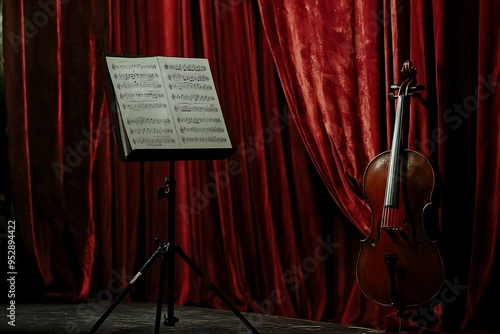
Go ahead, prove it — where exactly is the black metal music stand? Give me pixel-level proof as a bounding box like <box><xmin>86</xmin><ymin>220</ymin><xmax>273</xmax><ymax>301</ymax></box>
<box><xmin>89</xmin><ymin>159</ymin><xmax>259</xmax><ymax>334</ymax></box>
<box><xmin>91</xmin><ymin>54</ymin><xmax>260</xmax><ymax>333</ymax></box>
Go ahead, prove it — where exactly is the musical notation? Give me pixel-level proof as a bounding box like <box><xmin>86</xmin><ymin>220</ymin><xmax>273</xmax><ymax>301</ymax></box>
<box><xmin>114</xmin><ymin>72</ymin><xmax>159</xmax><ymax>80</ymax></box>
<box><xmin>130</xmin><ymin>127</ymin><xmax>174</xmax><ymax>135</ymax></box>
<box><xmin>164</xmin><ymin>63</ymin><xmax>207</xmax><ymax>71</ymax></box>
<box><xmin>168</xmin><ymin>82</ymin><xmax>213</xmax><ymax>91</ymax></box>
<box><xmin>106</xmin><ymin>55</ymin><xmax>232</xmax><ymax>151</ymax></box>
<box><xmin>127</xmin><ymin>117</ymin><xmax>171</xmax><ymax>126</ymax></box>
<box><xmin>171</xmin><ymin>94</ymin><xmax>216</xmax><ymax>102</ymax></box>
<box><xmin>117</xmin><ymin>81</ymin><xmax>163</xmax><ymax>90</ymax></box>
<box><xmin>133</xmin><ymin>137</ymin><xmax>177</xmax><ymax>146</ymax></box>
<box><xmin>122</xmin><ymin>102</ymin><xmax>168</xmax><ymax>111</ymax></box>
<box><xmin>177</xmin><ymin>116</ymin><xmax>222</xmax><ymax>124</ymax></box>
<box><xmin>120</xmin><ymin>92</ymin><xmax>165</xmax><ymax>100</ymax></box>
<box><xmin>180</xmin><ymin>126</ymin><xmax>226</xmax><ymax>134</ymax></box>
<box><xmin>174</xmin><ymin>103</ymin><xmax>219</xmax><ymax>113</ymax></box>
<box><xmin>167</xmin><ymin>73</ymin><xmax>210</xmax><ymax>82</ymax></box>
<box><xmin>181</xmin><ymin>136</ymin><xmax>228</xmax><ymax>144</ymax></box>
<box><xmin>112</xmin><ymin>63</ymin><xmax>157</xmax><ymax>71</ymax></box>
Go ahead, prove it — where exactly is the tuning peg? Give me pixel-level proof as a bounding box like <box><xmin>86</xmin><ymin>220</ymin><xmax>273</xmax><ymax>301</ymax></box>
<box><xmin>409</xmin><ymin>84</ymin><xmax>425</xmax><ymax>92</ymax></box>
<box><xmin>390</xmin><ymin>85</ymin><xmax>399</xmax><ymax>90</ymax></box>
<box><xmin>388</xmin><ymin>93</ymin><xmax>397</xmax><ymax>101</ymax></box>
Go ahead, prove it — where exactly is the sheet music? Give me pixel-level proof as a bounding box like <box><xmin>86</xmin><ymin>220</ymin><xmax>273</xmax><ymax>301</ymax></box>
<box><xmin>105</xmin><ymin>56</ymin><xmax>232</xmax><ymax>152</ymax></box>
<box><xmin>159</xmin><ymin>57</ymin><xmax>232</xmax><ymax>148</ymax></box>
<box><xmin>106</xmin><ymin>56</ymin><xmax>181</xmax><ymax>150</ymax></box>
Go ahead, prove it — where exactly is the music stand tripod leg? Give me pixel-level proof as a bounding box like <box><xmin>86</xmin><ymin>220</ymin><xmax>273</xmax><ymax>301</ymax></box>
<box><xmin>154</xmin><ymin>238</ymin><xmax>174</xmax><ymax>333</ymax></box>
<box><xmin>156</xmin><ymin>160</ymin><xmax>178</xmax><ymax>327</ymax></box>
<box><xmin>157</xmin><ymin>161</ymin><xmax>259</xmax><ymax>333</ymax></box>
<box><xmin>174</xmin><ymin>244</ymin><xmax>260</xmax><ymax>334</ymax></box>
<box><xmin>89</xmin><ymin>241</ymin><xmax>170</xmax><ymax>334</ymax></box>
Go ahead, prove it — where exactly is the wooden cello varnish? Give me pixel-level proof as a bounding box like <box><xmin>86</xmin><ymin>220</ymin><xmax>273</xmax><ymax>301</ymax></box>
<box><xmin>356</xmin><ymin>61</ymin><xmax>444</xmax><ymax>313</ymax></box>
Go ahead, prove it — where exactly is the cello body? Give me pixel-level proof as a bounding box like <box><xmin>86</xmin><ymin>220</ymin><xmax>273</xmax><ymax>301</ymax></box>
<box><xmin>356</xmin><ymin>61</ymin><xmax>444</xmax><ymax>309</ymax></box>
<box><xmin>357</xmin><ymin>149</ymin><xmax>444</xmax><ymax>306</ymax></box>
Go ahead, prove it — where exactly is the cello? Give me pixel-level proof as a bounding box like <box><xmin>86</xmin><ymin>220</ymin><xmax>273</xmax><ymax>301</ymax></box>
<box><xmin>356</xmin><ymin>61</ymin><xmax>444</xmax><ymax>315</ymax></box>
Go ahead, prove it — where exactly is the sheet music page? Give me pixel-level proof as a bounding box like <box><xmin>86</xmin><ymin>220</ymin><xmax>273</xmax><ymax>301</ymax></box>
<box><xmin>105</xmin><ymin>56</ymin><xmax>181</xmax><ymax>150</ymax></box>
<box><xmin>116</xmin><ymin>99</ymin><xmax>132</xmax><ymax>156</ymax></box>
<box><xmin>158</xmin><ymin>57</ymin><xmax>232</xmax><ymax>149</ymax></box>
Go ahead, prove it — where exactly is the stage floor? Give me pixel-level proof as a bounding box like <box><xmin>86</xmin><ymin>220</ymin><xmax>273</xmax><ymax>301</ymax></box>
<box><xmin>0</xmin><ymin>302</ymin><xmax>383</xmax><ymax>334</ymax></box>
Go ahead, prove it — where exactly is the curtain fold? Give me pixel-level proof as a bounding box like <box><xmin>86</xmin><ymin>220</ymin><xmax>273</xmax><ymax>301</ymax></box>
<box><xmin>4</xmin><ymin>0</ymin><xmax>110</xmax><ymax>301</ymax></box>
<box><xmin>464</xmin><ymin>1</ymin><xmax>500</xmax><ymax>331</ymax></box>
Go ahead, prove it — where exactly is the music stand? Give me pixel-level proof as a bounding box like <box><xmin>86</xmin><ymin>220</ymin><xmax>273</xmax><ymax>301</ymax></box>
<box><xmin>90</xmin><ymin>54</ymin><xmax>259</xmax><ymax>333</ymax></box>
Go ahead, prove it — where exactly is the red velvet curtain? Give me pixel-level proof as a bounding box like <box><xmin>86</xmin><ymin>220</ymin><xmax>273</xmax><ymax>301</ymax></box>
<box><xmin>103</xmin><ymin>0</ymin><xmax>338</xmax><ymax>319</ymax></box>
<box><xmin>3</xmin><ymin>0</ymin><xmax>499</xmax><ymax>333</ymax></box>
<box><xmin>4</xmin><ymin>0</ymin><xmax>109</xmax><ymax>300</ymax></box>
<box><xmin>258</xmin><ymin>0</ymin><xmax>500</xmax><ymax>332</ymax></box>
<box><xmin>4</xmin><ymin>0</ymin><xmax>353</xmax><ymax>325</ymax></box>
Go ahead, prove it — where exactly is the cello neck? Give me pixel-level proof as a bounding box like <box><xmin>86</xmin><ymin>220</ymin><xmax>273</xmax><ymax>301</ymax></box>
<box><xmin>383</xmin><ymin>94</ymin><xmax>407</xmax><ymax>209</ymax></box>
